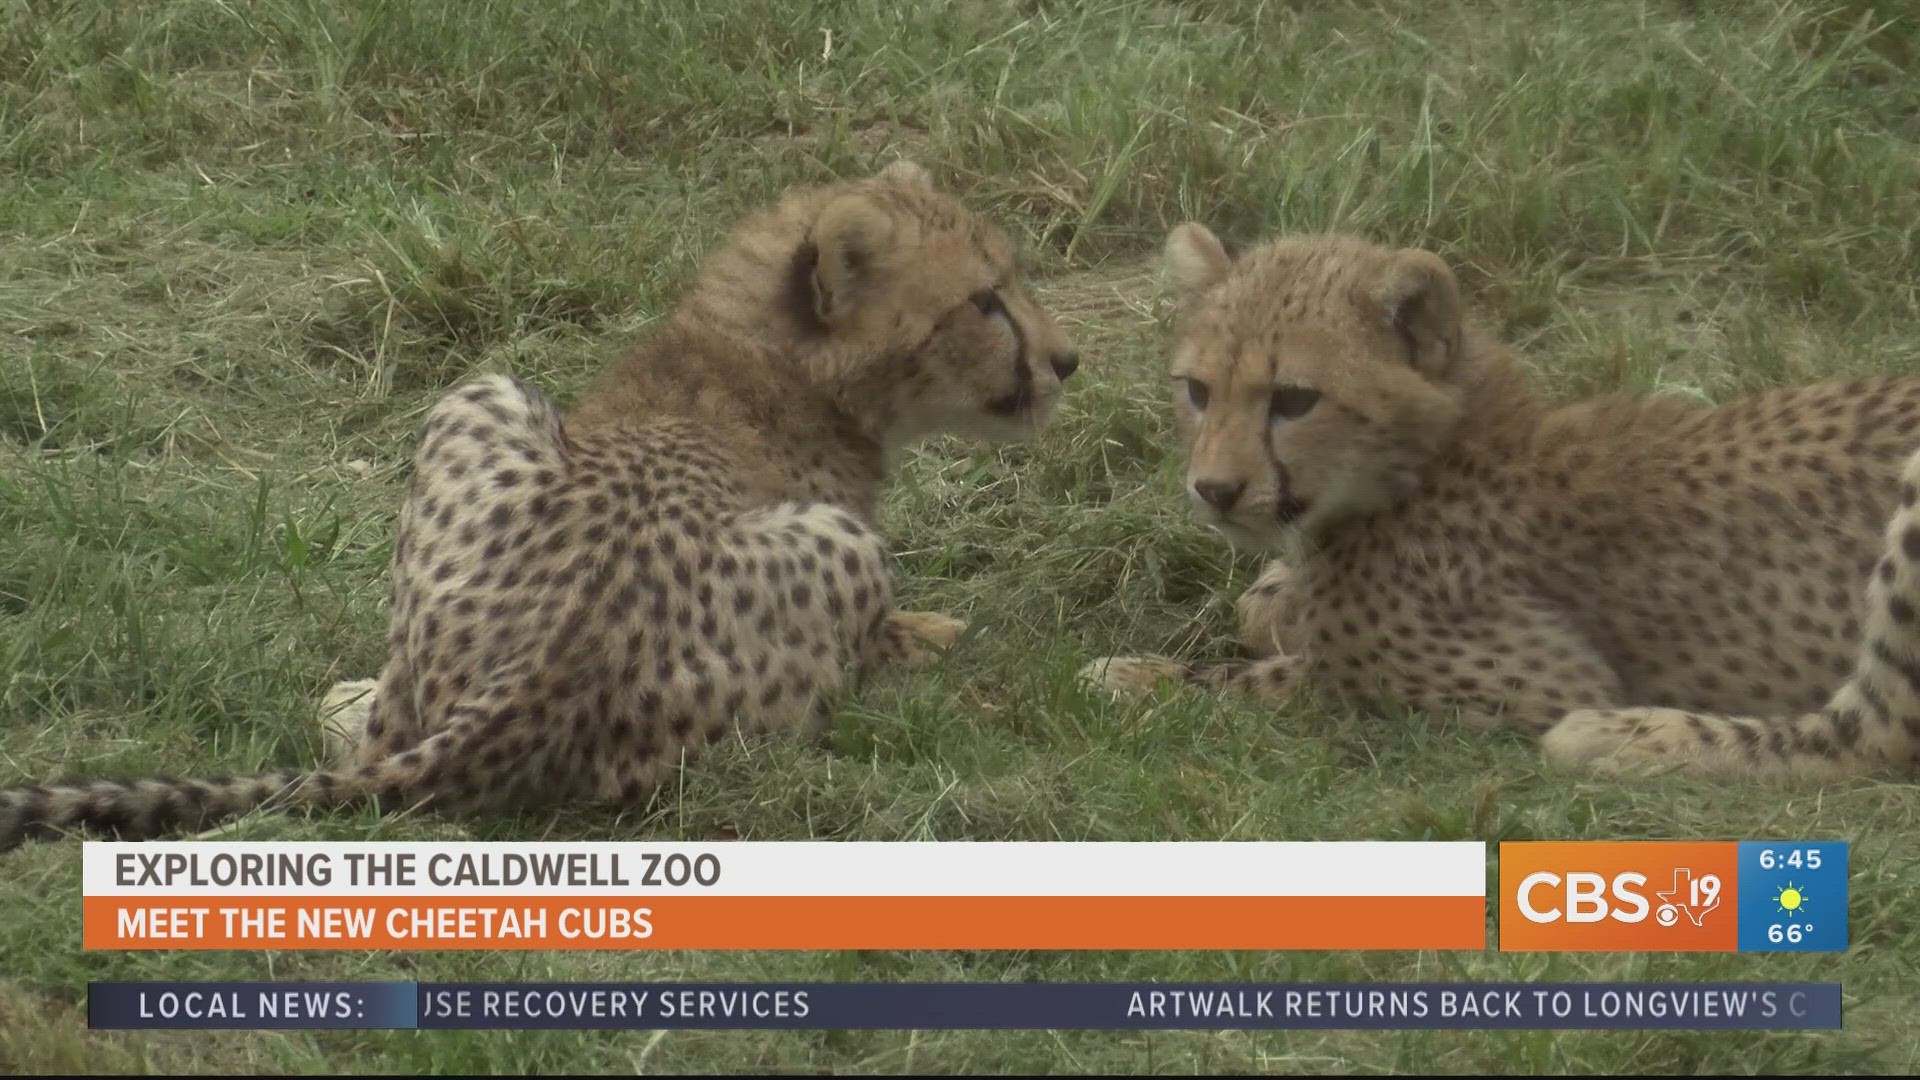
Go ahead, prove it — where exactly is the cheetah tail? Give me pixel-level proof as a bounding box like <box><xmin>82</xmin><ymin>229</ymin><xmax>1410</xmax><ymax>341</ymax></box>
<box><xmin>1543</xmin><ymin>448</ymin><xmax>1920</xmax><ymax>778</ymax></box>
<box><xmin>0</xmin><ymin>708</ymin><xmax>489</xmax><ymax>851</ymax></box>
<box><xmin>0</xmin><ymin>769</ymin><xmax>368</xmax><ymax>852</ymax></box>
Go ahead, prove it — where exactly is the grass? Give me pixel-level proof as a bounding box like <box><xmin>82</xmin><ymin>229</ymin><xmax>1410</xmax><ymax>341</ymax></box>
<box><xmin>2</xmin><ymin>0</ymin><xmax>1919</xmax><ymax>1072</ymax></box>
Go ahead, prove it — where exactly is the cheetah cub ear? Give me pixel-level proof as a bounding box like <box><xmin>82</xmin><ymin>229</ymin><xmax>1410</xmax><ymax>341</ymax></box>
<box><xmin>876</xmin><ymin>158</ymin><xmax>936</xmax><ymax>192</ymax></box>
<box><xmin>1369</xmin><ymin>248</ymin><xmax>1463</xmax><ymax>380</ymax></box>
<box><xmin>1163</xmin><ymin>222</ymin><xmax>1233</xmax><ymax>301</ymax></box>
<box><xmin>807</xmin><ymin>194</ymin><xmax>902</xmax><ymax>327</ymax></box>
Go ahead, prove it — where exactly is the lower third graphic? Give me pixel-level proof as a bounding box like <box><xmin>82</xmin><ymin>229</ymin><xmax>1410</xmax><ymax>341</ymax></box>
<box><xmin>1500</xmin><ymin>841</ymin><xmax>1848</xmax><ymax>952</ymax></box>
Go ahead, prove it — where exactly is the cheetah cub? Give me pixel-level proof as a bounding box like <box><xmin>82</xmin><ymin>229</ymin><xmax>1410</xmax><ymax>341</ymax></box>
<box><xmin>1</xmin><ymin>161</ymin><xmax>1080</xmax><ymax>848</ymax></box>
<box><xmin>1082</xmin><ymin>223</ymin><xmax>1920</xmax><ymax>780</ymax></box>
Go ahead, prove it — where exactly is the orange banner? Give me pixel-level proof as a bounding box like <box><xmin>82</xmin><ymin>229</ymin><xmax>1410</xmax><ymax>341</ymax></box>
<box><xmin>84</xmin><ymin>895</ymin><xmax>1486</xmax><ymax>951</ymax></box>
<box><xmin>1498</xmin><ymin>842</ymin><xmax>1739</xmax><ymax>952</ymax></box>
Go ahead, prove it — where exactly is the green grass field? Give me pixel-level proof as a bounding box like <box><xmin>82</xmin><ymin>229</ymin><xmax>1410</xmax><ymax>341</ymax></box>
<box><xmin>3</xmin><ymin>0</ymin><xmax>1918</xmax><ymax>1072</ymax></box>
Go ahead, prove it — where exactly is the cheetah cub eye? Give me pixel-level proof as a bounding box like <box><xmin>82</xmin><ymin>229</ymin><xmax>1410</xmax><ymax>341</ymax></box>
<box><xmin>1179</xmin><ymin>378</ymin><xmax>1318</xmax><ymax>421</ymax></box>
<box><xmin>1269</xmin><ymin>385</ymin><xmax>1320</xmax><ymax>421</ymax></box>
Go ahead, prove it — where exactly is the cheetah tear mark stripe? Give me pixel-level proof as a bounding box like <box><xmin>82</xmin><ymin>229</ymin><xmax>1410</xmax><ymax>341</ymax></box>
<box><xmin>1543</xmin><ymin>447</ymin><xmax>1920</xmax><ymax>777</ymax></box>
<box><xmin>1256</xmin><ymin>342</ymin><xmax>1309</xmax><ymax>525</ymax></box>
<box><xmin>978</xmin><ymin>288</ymin><xmax>1032</xmax><ymax>417</ymax></box>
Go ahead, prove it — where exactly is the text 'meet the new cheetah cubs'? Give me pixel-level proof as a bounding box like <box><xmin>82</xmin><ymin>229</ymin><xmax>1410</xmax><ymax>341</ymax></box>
<box><xmin>1081</xmin><ymin>222</ymin><xmax>1920</xmax><ymax>780</ymax></box>
<box><xmin>0</xmin><ymin>160</ymin><xmax>1081</xmax><ymax>849</ymax></box>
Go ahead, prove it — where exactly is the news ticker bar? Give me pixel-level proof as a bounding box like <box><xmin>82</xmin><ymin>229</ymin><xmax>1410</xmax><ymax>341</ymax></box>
<box><xmin>80</xmin><ymin>839</ymin><xmax>1849</xmax><ymax>953</ymax></box>
<box><xmin>86</xmin><ymin>981</ymin><xmax>1842</xmax><ymax>1031</ymax></box>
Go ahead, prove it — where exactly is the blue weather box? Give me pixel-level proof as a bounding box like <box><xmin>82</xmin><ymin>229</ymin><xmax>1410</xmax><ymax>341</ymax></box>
<box><xmin>1736</xmin><ymin>842</ymin><xmax>1847</xmax><ymax>952</ymax></box>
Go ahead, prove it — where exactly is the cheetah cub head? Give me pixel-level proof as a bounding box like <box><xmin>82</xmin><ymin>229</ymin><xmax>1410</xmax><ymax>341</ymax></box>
<box><xmin>698</xmin><ymin>159</ymin><xmax>1080</xmax><ymax>445</ymax></box>
<box><xmin>1159</xmin><ymin>224</ymin><xmax>1476</xmax><ymax>550</ymax></box>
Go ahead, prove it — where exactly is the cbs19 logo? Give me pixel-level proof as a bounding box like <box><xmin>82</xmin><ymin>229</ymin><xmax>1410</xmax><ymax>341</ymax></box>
<box><xmin>1515</xmin><ymin>870</ymin><xmax>1723</xmax><ymax>927</ymax></box>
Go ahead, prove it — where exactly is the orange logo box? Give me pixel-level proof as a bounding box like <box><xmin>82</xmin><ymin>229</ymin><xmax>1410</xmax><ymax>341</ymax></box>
<box><xmin>1499</xmin><ymin>842</ymin><xmax>1739</xmax><ymax>952</ymax></box>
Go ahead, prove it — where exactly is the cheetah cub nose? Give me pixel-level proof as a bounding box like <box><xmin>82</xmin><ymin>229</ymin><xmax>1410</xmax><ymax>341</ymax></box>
<box><xmin>1193</xmin><ymin>479</ymin><xmax>1245</xmax><ymax>512</ymax></box>
<box><xmin>1050</xmin><ymin>350</ymin><xmax>1080</xmax><ymax>380</ymax></box>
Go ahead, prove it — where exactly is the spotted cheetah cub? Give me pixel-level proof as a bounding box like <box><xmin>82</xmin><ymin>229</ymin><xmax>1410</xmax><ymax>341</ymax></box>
<box><xmin>1</xmin><ymin>161</ymin><xmax>1080</xmax><ymax>848</ymax></box>
<box><xmin>1083</xmin><ymin>223</ymin><xmax>1920</xmax><ymax>780</ymax></box>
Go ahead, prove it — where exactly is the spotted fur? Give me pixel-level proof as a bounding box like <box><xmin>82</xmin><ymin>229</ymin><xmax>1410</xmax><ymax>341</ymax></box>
<box><xmin>1084</xmin><ymin>224</ymin><xmax>1920</xmax><ymax>781</ymax></box>
<box><xmin>1543</xmin><ymin>450</ymin><xmax>1920</xmax><ymax>777</ymax></box>
<box><xmin>1</xmin><ymin>161</ymin><xmax>1080</xmax><ymax>848</ymax></box>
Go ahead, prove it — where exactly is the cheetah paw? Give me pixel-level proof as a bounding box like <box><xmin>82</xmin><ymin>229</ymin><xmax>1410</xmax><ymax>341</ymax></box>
<box><xmin>881</xmin><ymin>610</ymin><xmax>969</xmax><ymax>666</ymax></box>
<box><xmin>319</xmin><ymin>678</ymin><xmax>378</xmax><ymax>768</ymax></box>
<box><xmin>1540</xmin><ymin>708</ymin><xmax>1692</xmax><ymax>776</ymax></box>
<box><xmin>1077</xmin><ymin>655</ymin><xmax>1192</xmax><ymax>699</ymax></box>
<box><xmin>1237</xmin><ymin>560</ymin><xmax>1310</xmax><ymax>659</ymax></box>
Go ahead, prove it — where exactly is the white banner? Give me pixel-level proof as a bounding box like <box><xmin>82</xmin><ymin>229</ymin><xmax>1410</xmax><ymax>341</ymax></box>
<box><xmin>84</xmin><ymin>841</ymin><xmax>1486</xmax><ymax>898</ymax></box>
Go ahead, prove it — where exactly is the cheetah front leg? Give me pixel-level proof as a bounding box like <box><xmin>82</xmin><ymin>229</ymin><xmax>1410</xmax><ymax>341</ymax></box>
<box><xmin>319</xmin><ymin>679</ymin><xmax>379</xmax><ymax>769</ymax></box>
<box><xmin>1082</xmin><ymin>560</ymin><xmax>1310</xmax><ymax>705</ymax></box>
<box><xmin>1327</xmin><ymin>598</ymin><xmax>1629</xmax><ymax>736</ymax></box>
<box><xmin>1079</xmin><ymin>653</ymin><xmax>1304</xmax><ymax>705</ymax></box>
<box><xmin>1084</xmin><ymin>594</ymin><xmax>1629</xmax><ymax>737</ymax></box>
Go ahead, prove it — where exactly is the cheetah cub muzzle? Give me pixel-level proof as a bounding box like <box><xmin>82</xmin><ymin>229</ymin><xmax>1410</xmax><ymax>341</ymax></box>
<box><xmin>1</xmin><ymin>160</ymin><xmax>1081</xmax><ymax>848</ymax></box>
<box><xmin>1084</xmin><ymin>221</ymin><xmax>1920</xmax><ymax>782</ymax></box>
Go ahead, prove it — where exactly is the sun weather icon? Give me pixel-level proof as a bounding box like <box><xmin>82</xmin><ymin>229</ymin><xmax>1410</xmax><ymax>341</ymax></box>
<box><xmin>1775</xmin><ymin>882</ymin><xmax>1808</xmax><ymax>916</ymax></box>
